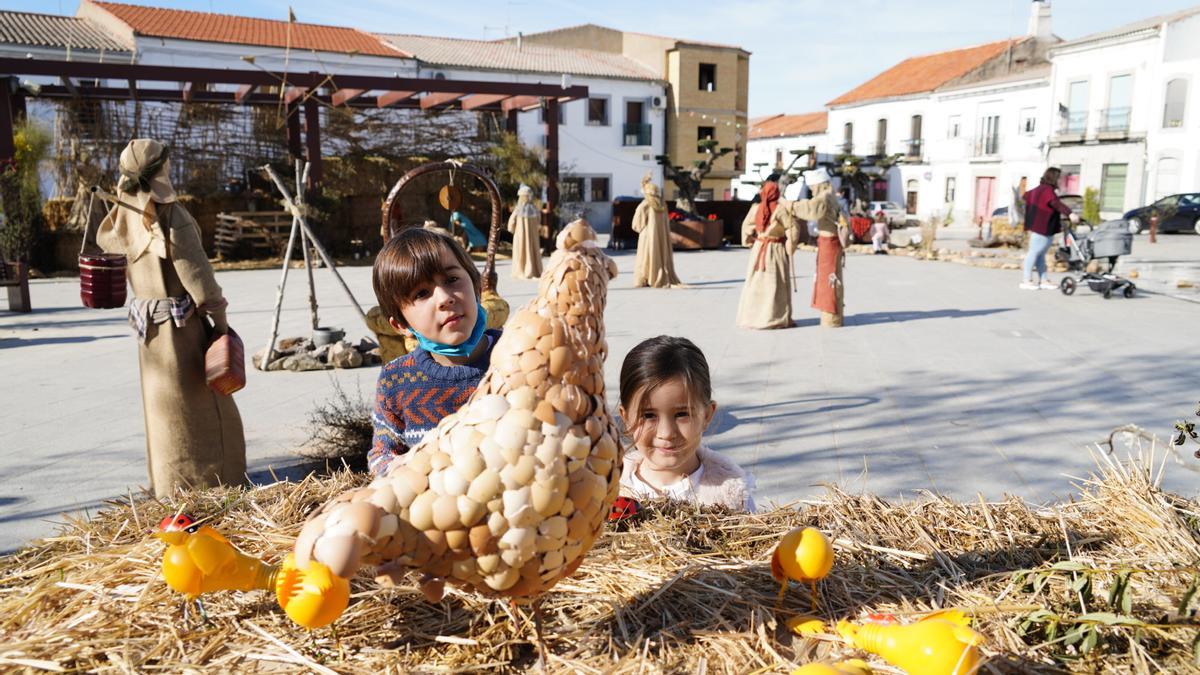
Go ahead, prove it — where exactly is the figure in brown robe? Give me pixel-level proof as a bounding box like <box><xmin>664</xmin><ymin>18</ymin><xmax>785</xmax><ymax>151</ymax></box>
<box><xmin>631</xmin><ymin>175</ymin><xmax>683</xmax><ymax>288</ymax></box>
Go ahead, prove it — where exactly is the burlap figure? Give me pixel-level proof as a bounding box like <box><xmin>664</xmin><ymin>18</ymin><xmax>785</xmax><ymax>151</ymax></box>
<box><xmin>506</xmin><ymin>184</ymin><xmax>543</xmax><ymax>280</ymax></box>
<box><xmin>736</xmin><ymin>194</ymin><xmax>802</xmax><ymax>329</ymax></box>
<box><xmin>631</xmin><ymin>176</ymin><xmax>682</xmax><ymax>288</ymax></box>
<box><xmin>96</xmin><ymin>139</ymin><xmax>246</xmax><ymax>497</ymax></box>
<box><xmin>791</xmin><ymin>169</ymin><xmax>844</xmax><ymax>327</ymax></box>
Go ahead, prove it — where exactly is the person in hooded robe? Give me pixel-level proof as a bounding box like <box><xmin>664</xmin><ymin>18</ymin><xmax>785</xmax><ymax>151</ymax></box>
<box><xmin>506</xmin><ymin>184</ymin><xmax>542</xmax><ymax>280</ymax></box>
<box><xmin>790</xmin><ymin>168</ymin><xmax>845</xmax><ymax>327</ymax></box>
<box><xmin>95</xmin><ymin>139</ymin><xmax>246</xmax><ymax>497</ymax></box>
<box><xmin>631</xmin><ymin>175</ymin><xmax>683</xmax><ymax>288</ymax></box>
<box><xmin>736</xmin><ymin>178</ymin><xmax>802</xmax><ymax>329</ymax></box>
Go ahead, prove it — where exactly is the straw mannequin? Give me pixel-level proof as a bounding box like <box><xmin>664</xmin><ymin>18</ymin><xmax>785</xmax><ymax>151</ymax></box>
<box><xmin>736</xmin><ymin>179</ymin><xmax>802</xmax><ymax>329</ymax></box>
<box><xmin>506</xmin><ymin>184</ymin><xmax>543</xmax><ymax>280</ymax></box>
<box><xmin>790</xmin><ymin>168</ymin><xmax>845</xmax><ymax>327</ymax></box>
<box><xmin>95</xmin><ymin>139</ymin><xmax>246</xmax><ymax>497</ymax></box>
<box><xmin>631</xmin><ymin>174</ymin><xmax>683</xmax><ymax>288</ymax></box>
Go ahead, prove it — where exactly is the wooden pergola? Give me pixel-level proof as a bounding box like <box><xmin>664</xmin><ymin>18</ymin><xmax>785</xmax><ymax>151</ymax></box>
<box><xmin>0</xmin><ymin>57</ymin><xmax>584</xmax><ymax>226</ymax></box>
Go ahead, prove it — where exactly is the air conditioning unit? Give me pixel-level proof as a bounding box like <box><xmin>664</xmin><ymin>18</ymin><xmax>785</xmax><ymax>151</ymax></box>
<box><xmin>650</xmin><ymin>96</ymin><xmax>666</xmax><ymax>110</ymax></box>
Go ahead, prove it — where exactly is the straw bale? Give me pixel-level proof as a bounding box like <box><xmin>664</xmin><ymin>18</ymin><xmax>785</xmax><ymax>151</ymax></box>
<box><xmin>2</xmin><ymin>450</ymin><xmax>1198</xmax><ymax>673</ymax></box>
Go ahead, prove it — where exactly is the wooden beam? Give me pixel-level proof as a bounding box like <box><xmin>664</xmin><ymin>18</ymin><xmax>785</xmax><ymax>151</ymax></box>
<box><xmin>304</xmin><ymin>96</ymin><xmax>322</xmax><ymax>190</ymax></box>
<box><xmin>331</xmin><ymin>87</ymin><xmax>365</xmax><ymax>107</ymax></box>
<box><xmin>0</xmin><ymin>77</ymin><xmax>13</xmax><ymax>165</ymax></box>
<box><xmin>544</xmin><ymin>97</ymin><xmax>559</xmax><ymax>255</ymax></box>
<box><xmin>181</xmin><ymin>82</ymin><xmax>194</xmax><ymax>102</ymax></box>
<box><xmin>235</xmin><ymin>83</ymin><xmax>256</xmax><ymax>103</ymax></box>
<box><xmin>284</xmin><ymin>86</ymin><xmax>308</xmax><ymax>104</ymax></box>
<box><xmin>376</xmin><ymin>90</ymin><xmax>415</xmax><ymax>107</ymax></box>
<box><xmin>286</xmin><ymin>102</ymin><xmax>302</xmax><ymax>160</ymax></box>
<box><xmin>420</xmin><ymin>91</ymin><xmax>462</xmax><ymax>110</ymax></box>
<box><xmin>501</xmin><ymin>95</ymin><xmax>540</xmax><ymax>112</ymax></box>
<box><xmin>460</xmin><ymin>93</ymin><xmax>508</xmax><ymax>111</ymax></box>
<box><xmin>128</xmin><ymin>79</ymin><xmax>137</xmax><ymax>101</ymax></box>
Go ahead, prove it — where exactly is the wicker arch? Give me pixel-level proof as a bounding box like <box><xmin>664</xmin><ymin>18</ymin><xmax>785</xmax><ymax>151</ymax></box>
<box><xmin>381</xmin><ymin>162</ymin><xmax>503</xmax><ymax>293</ymax></box>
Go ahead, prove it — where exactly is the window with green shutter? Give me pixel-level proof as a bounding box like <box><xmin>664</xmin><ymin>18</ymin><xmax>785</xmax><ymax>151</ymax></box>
<box><xmin>1100</xmin><ymin>164</ymin><xmax>1128</xmax><ymax>212</ymax></box>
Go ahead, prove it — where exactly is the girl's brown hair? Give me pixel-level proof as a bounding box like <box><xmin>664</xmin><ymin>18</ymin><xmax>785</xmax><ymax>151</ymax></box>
<box><xmin>1041</xmin><ymin>167</ymin><xmax>1062</xmax><ymax>186</ymax></box>
<box><xmin>619</xmin><ymin>335</ymin><xmax>712</xmax><ymax>431</ymax></box>
<box><xmin>372</xmin><ymin>227</ymin><xmax>481</xmax><ymax>327</ymax></box>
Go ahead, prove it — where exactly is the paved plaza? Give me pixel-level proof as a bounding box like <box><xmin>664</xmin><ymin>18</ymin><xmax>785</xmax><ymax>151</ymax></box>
<box><xmin>2</xmin><ymin>230</ymin><xmax>1198</xmax><ymax>553</ymax></box>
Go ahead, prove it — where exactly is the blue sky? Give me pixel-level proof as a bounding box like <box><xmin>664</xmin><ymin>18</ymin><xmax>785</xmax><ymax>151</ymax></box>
<box><xmin>14</xmin><ymin>0</ymin><xmax>1200</xmax><ymax>115</ymax></box>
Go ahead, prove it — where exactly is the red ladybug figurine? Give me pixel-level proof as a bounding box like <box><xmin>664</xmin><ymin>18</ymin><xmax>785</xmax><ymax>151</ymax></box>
<box><xmin>608</xmin><ymin>496</ymin><xmax>642</xmax><ymax>523</ymax></box>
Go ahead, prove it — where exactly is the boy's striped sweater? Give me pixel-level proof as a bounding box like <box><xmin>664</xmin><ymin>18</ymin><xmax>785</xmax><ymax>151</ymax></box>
<box><xmin>367</xmin><ymin>329</ymin><xmax>500</xmax><ymax>475</ymax></box>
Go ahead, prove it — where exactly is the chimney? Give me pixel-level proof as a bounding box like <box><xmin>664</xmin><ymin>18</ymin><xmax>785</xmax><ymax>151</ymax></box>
<box><xmin>517</xmin><ymin>31</ymin><xmax>523</xmax><ymax>51</ymax></box>
<box><xmin>1027</xmin><ymin>0</ymin><xmax>1052</xmax><ymax>39</ymax></box>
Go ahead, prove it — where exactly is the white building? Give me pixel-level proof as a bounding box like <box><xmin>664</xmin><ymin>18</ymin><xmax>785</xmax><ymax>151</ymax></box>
<box><xmin>822</xmin><ymin>0</ymin><xmax>1058</xmax><ymax>225</ymax></box>
<box><xmin>377</xmin><ymin>34</ymin><xmax>667</xmax><ymax>230</ymax></box>
<box><xmin>730</xmin><ymin>112</ymin><xmax>827</xmax><ymax>200</ymax></box>
<box><xmin>1047</xmin><ymin>6</ymin><xmax>1200</xmax><ymax>222</ymax></box>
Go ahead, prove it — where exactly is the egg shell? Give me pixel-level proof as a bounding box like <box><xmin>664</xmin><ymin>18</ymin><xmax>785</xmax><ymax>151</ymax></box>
<box><xmin>424</xmin><ymin>529</ymin><xmax>449</xmax><ymax>557</ymax></box>
<box><xmin>559</xmin><ymin>497</ymin><xmax>575</xmax><ymax>517</ymax></box>
<box><xmin>314</xmin><ymin>534</ymin><xmax>362</xmax><ymax>579</ymax></box>
<box><xmin>479</xmin><ymin>437</ymin><xmax>506</xmax><ymax>472</ymax></box>
<box><xmin>393</xmin><ymin>466</ymin><xmax>429</xmax><ymax>495</ymax></box>
<box><xmin>368</xmin><ymin>484</ymin><xmax>400</xmax><ymax>513</ymax></box>
<box><xmin>519</xmin><ymin>349</ymin><xmax>546</xmax><ymax>374</ymax></box>
<box><xmin>505</xmin><ymin>325</ymin><xmax>537</xmax><ymax>353</ymax></box>
<box><xmin>562</xmin><ymin>541</ymin><xmax>583</xmax><ymax>567</ymax></box>
<box><xmin>477</xmin><ymin>553</ymin><xmax>502</xmax><ymax>573</ymax></box>
<box><xmin>467</xmin><ymin>469</ymin><xmax>501</xmax><ymax>504</ymax></box>
<box><xmin>292</xmin><ymin>517</ymin><xmax>325</xmax><ymax>568</ymax></box>
<box><xmin>472</xmin><ymin>394</ymin><xmax>510</xmax><ymax>421</ymax></box>
<box><xmin>377</xmin><ymin>514</ymin><xmax>400</xmax><ymax>540</ymax></box>
<box><xmin>451</xmin><ymin>449</ymin><xmax>485</xmax><ymax>482</ymax></box>
<box><xmin>588</xmin><ymin>457</ymin><xmax>613</xmax><ymax>477</ymax></box>
<box><xmin>470</xmin><ymin>523</ymin><xmax>497</xmax><ymax>555</ymax></box>
<box><xmin>594</xmin><ymin>433</ymin><xmax>618</xmax><ymax>462</ymax></box>
<box><xmin>407</xmin><ymin>540</ymin><xmax>433</xmax><ymax>567</ymax></box>
<box><xmin>548</xmin><ymin>346</ymin><xmax>570</xmax><ymax>378</ymax></box>
<box><xmin>501</xmin><ymin>455</ymin><xmax>537</xmax><ymax>490</ymax></box>
<box><xmin>561</xmin><ymin>430</ymin><xmax>591</xmax><ymax>460</ymax></box>
<box><xmin>533</xmin><ymin>399</ymin><xmax>558</xmax><ymax>427</ymax></box>
<box><xmin>427</xmin><ymin>470</ymin><xmax>446</xmax><ymax>496</ymax></box>
<box><xmin>430</xmin><ymin>452</ymin><xmax>452</xmax><ymax>471</ymax></box>
<box><xmin>457</xmin><ymin>495</ymin><xmax>485</xmax><ymax>528</ymax></box>
<box><xmin>500</xmin><ymin>547</ymin><xmax>527</xmax><ymax>568</ymax></box>
<box><xmin>450</xmin><ymin>558</ymin><xmax>475</xmax><ymax>581</ymax></box>
<box><xmin>532</xmin><ymin>480</ymin><xmax>566</xmax><ymax>517</ymax></box>
<box><xmin>535</xmin><ymin>534</ymin><xmax>564</xmax><ymax>553</ymax></box>
<box><xmin>379</xmin><ymin>534</ymin><xmax>405</xmax><ymax>560</ymax></box>
<box><xmin>426</xmin><ymin>557</ymin><xmax>453</xmax><ymax>579</ymax></box>
<box><xmin>445</xmin><ymin>529</ymin><xmax>469</xmax><ymax>552</ymax></box>
<box><xmin>487</xmin><ymin>510</ymin><xmax>508</xmax><ymax>537</ymax></box>
<box><xmin>526</xmin><ymin>367</ymin><xmax>548</xmax><ymax>389</ymax></box>
<box><xmin>541</xmin><ymin>550</ymin><xmax>564</xmax><ymax>573</ymax></box>
<box><xmin>442</xmin><ymin>467</ymin><xmax>469</xmax><ymax>496</ymax></box>
<box><xmin>502</xmin><ymin>486</ymin><xmax>532</xmax><ymax>517</ymax></box>
<box><xmin>450</xmin><ymin>425</ymin><xmax>480</xmax><ymax>455</ymax></box>
<box><xmin>407</xmin><ymin>490</ymin><xmax>438</xmax><ymax>531</ymax></box>
<box><xmin>504</xmin><ymin>371</ymin><xmax>527</xmax><ymax>390</ymax></box>
<box><xmin>405</xmin><ymin>452</ymin><xmax>433</xmax><ymax>476</ymax></box>
<box><xmin>535</xmin><ymin>334</ymin><xmax>552</xmax><ymax>355</ymax></box>
<box><xmin>484</xmin><ymin>565</ymin><xmax>520</xmax><ymax>591</ymax></box>
<box><xmin>432</xmin><ymin>494</ymin><xmax>460</xmax><ymax>531</ymax></box>
<box><xmin>566</xmin><ymin>511</ymin><xmax>592</xmax><ymax>541</ymax></box>
<box><xmin>494</xmin><ymin>415</ymin><xmax>528</xmax><ymax>453</ymax></box>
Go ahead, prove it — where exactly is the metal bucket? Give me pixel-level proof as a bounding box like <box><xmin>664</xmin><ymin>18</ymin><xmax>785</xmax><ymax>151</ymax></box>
<box><xmin>79</xmin><ymin>252</ymin><xmax>127</xmax><ymax>309</ymax></box>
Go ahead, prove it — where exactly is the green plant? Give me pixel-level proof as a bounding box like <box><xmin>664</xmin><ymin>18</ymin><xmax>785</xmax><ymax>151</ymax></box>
<box><xmin>487</xmin><ymin>132</ymin><xmax>545</xmax><ymax>205</ymax></box>
<box><xmin>1083</xmin><ymin>187</ymin><xmax>1101</xmax><ymax>224</ymax></box>
<box><xmin>0</xmin><ymin>119</ymin><xmax>52</xmax><ymax>261</ymax></box>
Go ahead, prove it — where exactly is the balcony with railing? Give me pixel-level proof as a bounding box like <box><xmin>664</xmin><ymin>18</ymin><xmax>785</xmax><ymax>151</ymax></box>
<box><xmin>1054</xmin><ymin>111</ymin><xmax>1088</xmax><ymax>140</ymax></box>
<box><xmin>1098</xmin><ymin>107</ymin><xmax>1131</xmax><ymax>136</ymax></box>
<box><xmin>971</xmin><ymin>134</ymin><xmax>1001</xmax><ymax>158</ymax></box>
<box><xmin>905</xmin><ymin>138</ymin><xmax>923</xmax><ymax>161</ymax></box>
<box><xmin>622</xmin><ymin>123</ymin><xmax>652</xmax><ymax>147</ymax></box>
<box><xmin>872</xmin><ymin>141</ymin><xmax>887</xmax><ymax>156</ymax></box>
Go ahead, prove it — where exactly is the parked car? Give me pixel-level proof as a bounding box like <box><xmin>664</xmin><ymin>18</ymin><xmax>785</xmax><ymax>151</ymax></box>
<box><xmin>867</xmin><ymin>201</ymin><xmax>907</xmax><ymax>226</ymax></box>
<box><xmin>1123</xmin><ymin>193</ymin><xmax>1200</xmax><ymax>234</ymax></box>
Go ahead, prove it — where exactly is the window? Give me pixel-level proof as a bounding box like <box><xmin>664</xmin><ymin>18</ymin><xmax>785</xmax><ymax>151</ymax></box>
<box><xmin>1059</xmin><ymin>164</ymin><xmax>1081</xmax><ymax>193</ymax></box>
<box><xmin>1164</xmin><ymin>78</ymin><xmax>1187</xmax><ymax>128</ymax></box>
<box><xmin>843</xmin><ymin>121</ymin><xmax>854</xmax><ymax>152</ymax></box>
<box><xmin>945</xmin><ymin>176</ymin><xmax>957</xmax><ymax>203</ymax></box>
<box><xmin>909</xmin><ymin>115</ymin><xmax>923</xmax><ymax>156</ymax></box>
<box><xmin>1065</xmin><ymin>80</ymin><xmax>1089</xmax><ymax>133</ymax></box>
<box><xmin>697</xmin><ymin>125</ymin><xmax>715</xmax><ymax>152</ymax></box>
<box><xmin>1104</xmin><ymin>74</ymin><xmax>1132</xmax><ymax>131</ymax></box>
<box><xmin>1019</xmin><ymin>108</ymin><xmax>1037</xmax><ymax>135</ymax></box>
<box><xmin>774</xmin><ymin>148</ymin><xmax>783</xmax><ymax>170</ymax></box>
<box><xmin>560</xmin><ymin>177</ymin><xmax>584</xmax><ymax>202</ymax></box>
<box><xmin>875</xmin><ymin>118</ymin><xmax>887</xmax><ymax>155</ymax></box>
<box><xmin>586</xmin><ymin>97</ymin><xmax>608</xmax><ymax>126</ymax></box>
<box><xmin>1100</xmin><ymin>163</ymin><xmax>1128</xmax><ymax>211</ymax></box>
<box><xmin>540</xmin><ymin>102</ymin><xmax>565</xmax><ymax>125</ymax></box>
<box><xmin>948</xmin><ymin>115</ymin><xmax>962</xmax><ymax>138</ymax></box>
<box><xmin>978</xmin><ymin>115</ymin><xmax>1000</xmax><ymax>155</ymax></box>
<box><xmin>699</xmin><ymin>63</ymin><xmax>717</xmax><ymax>92</ymax></box>
<box><xmin>589</xmin><ymin>176</ymin><xmax>610</xmax><ymax>203</ymax></box>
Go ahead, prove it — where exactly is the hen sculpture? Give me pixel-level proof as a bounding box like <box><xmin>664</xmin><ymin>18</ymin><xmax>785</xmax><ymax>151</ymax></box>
<box><xmin>293</xmin><ymin>220</ymin><xmax>622</xmax><ymax>611</ymax></box>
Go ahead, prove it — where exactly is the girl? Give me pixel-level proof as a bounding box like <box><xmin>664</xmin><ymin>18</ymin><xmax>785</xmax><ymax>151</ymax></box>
<box><xmin>617</xmin><ymin>336</ymin><xmax>755</xmax><ymax>511</ymax></box>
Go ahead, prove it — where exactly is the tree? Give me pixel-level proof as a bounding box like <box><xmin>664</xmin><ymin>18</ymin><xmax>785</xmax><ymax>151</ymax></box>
<box><xmin>0</xmin><ymin>120</ymin><xmax>51</xmax><ymax>262</ymax></box>
<box><xmin>656</xmin><ymin>139</ymin><xmax>732</xmax><ymax>214</ymax></box>
<box><xmin>487</xmin><ymin>132</ymin><xmax>546</xmax><ymax>205</ymax></box>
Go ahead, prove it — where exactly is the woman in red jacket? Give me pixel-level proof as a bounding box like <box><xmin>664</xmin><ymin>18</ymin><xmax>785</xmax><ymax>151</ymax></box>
<box><xmin>1021</xmin><ymin>167</ymin><xmax>1079</xmax><ymax>290</ymax></box>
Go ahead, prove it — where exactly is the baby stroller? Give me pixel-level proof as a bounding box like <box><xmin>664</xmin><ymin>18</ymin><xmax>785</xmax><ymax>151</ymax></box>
<box><xmin>1056</xmin><ymin>219</ymin><xmax>1136</xmax><ymax>298</ymax></box>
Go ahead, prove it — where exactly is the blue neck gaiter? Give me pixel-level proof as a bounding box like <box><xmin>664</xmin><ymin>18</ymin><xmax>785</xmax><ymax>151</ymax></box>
<box><xmin>410</xmin><ymin>302</ymin><xmax>489</xmax><ymax>358</ymax></box>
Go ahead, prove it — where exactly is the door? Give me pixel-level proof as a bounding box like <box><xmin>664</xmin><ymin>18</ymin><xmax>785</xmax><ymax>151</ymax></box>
<box><xmin>974</xmin><ymin>177</ymin><xmax>996</xmax><ymax>223</ymax></box>
<box><xmin>1066</xmin><ymin>81</ymin><xmax>1089</xmax><ymax>133</ymax></box>
<box><xmin>905</xmin><ymin>180</ymin><xmax>919</xmax><ymax>215</ymax></box>
<box><xmin>624</xmin><ymin>100</ymin><xmax>646</xmax><ymax>145</ymax></box>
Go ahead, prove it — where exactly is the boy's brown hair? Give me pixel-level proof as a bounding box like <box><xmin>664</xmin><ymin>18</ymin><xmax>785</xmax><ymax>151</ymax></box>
<box><xmin>372</xmin><ymin>227</ymin><xmax>481</xmax><ymax>328</ymax></box>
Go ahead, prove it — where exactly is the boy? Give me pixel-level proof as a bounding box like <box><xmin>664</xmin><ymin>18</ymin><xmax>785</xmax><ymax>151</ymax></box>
<box><xmin>368</xmin><ymin>228</ymin><xmax>501</xmax><ymax>475</ymax></box>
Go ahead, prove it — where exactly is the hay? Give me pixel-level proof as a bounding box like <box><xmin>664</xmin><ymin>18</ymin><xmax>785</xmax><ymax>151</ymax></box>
<box><xmin>2</xmin><ymin>449</ymin><xmax>1199</xmax><ymax>674</ymax></box>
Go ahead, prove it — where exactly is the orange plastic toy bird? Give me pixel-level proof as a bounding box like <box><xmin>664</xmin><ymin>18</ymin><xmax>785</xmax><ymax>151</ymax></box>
<box><xmin>154</xmin><ymin>513</ymin><xmax>349</xmax><ymax>629</ymax></box>
<box><xmin>837</xmin><ymin>609</ymin><xmax>983</xmax><ymax>675</ymax></box>
<box><xmin>772</xmin><ymin>526</ymin><xmax>835</xmax><ymax>607</ymax></box>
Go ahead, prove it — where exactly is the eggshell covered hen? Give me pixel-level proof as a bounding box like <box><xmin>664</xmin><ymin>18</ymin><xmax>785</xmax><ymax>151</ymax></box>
<box><xmin>293</xmin><ymin>220</ymin><xmax>622</xmax><ymax>601</ymax></box>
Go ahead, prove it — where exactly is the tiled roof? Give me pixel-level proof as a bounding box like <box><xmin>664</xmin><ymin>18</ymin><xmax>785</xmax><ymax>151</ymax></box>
<box><xmin>378</xmin><ymin>33</ymin><xmax>660</xmax><ymax>80</ymax></box>
<box><xmin>1056</xmin><ymin>6</ymin><xmax>1200</xmax><ymax>48</ymax></box>
<box><xmin>0</xmin><ymin>10</ymin><xmax>129</xmax><ymax>51</ymax></box>
<box><xmin>828</xmin><ymin>39</ymin><xmax>1017</xmax><ymax>107</ymax></box>
<box><xmin>90</xmin><ymin>1</ymin><xmax>403</xmax><ymax>57</ymax></box>
<box><xmin>514</xmin><ymin>23</ymin><xmax>745</xmax><ymax>52</ymax></box>
<box><xmin>749</xmin><ymin>112</ymin><xmax>827</xmax><ymax>140</ymax></box>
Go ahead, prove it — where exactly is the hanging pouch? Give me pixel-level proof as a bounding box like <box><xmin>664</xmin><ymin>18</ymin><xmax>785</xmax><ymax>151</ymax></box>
<box><xmin>206</xmin><ymin>325</ymin><xmax>246</xmax><ymax>395</ymax></box>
